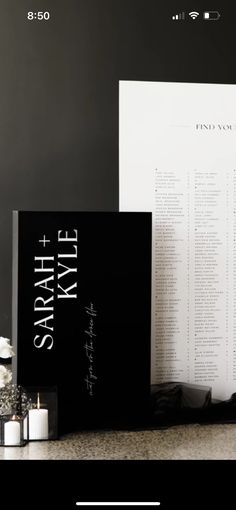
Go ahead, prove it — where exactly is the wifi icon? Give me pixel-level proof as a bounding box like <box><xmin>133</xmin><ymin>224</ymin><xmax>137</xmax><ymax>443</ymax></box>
<box><xmin>189</xmin><ymin>11</ymin><xmax>200</xmax><ymax>19</ymax></box>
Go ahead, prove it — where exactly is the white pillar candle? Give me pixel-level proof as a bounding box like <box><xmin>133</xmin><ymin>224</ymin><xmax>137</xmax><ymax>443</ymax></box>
<box><xmin>23</xmin><ymin>416</ymin><xmax>28</xmax><ymax>440</ymax></box>
<box><xmin>28</xmin><ymin>409</ymin><xmax>49</xmax><ymax>440</ymax></box>
<box><xmin>4</xmin><ymin>419</ymin><xmax>21</xmax><ymax>446</ymax></box>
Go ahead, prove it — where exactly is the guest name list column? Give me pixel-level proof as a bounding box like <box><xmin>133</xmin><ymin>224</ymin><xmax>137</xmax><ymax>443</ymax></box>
<box><xmin>192</xmin><ymin>170</ymin><xmax>227</xmax><ymax>396</ymax></box>
<box><xmin>154</xmin><ymin>169</ymin><xmax>189</xmax><ymax>383</ymax></box>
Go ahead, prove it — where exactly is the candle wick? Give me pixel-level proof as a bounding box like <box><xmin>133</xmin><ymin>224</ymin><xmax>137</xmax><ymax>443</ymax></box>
<box><xmin>37</xmin><ymin>393</ymin><xmax>40</xmax><ymax>410</ymax></box>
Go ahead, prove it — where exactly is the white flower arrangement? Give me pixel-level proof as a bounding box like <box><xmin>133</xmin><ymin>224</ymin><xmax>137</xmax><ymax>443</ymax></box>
<box><xmin>0</xmin><ymin>337</ymin><xmax>14</xmax><ymax>390</ymax></box>
<box><xmin>0</xmin><ymin>337</ymin><xmax>33</xmax><ymax>414</ymax></box>
<box><xmin>0</xmin><ymin>365</ymin><xmax>12</xmax><ymax>388</ymax></box>
<box><xmin>0</xmin><ymin>336</ymin><xmax>15</xmax><ymax>359</ymax></box>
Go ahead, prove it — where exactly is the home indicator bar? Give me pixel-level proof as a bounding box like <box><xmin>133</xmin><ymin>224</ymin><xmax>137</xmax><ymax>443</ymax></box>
<box><xmin>76</xmin><ymin>504</ymin><xmax>161</xmax><ymax>507</ymax></box>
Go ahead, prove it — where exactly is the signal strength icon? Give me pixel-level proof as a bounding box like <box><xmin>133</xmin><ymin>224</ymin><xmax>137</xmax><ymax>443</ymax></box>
<box><xmin>172</xmin><ymin>12</ymin><xmax>185</xmax><ymax>20</ymax></box>
<box><xmin>189</xmin><ymin>11</ymin><xmax>200</xmax><ymax>19</ymax></box>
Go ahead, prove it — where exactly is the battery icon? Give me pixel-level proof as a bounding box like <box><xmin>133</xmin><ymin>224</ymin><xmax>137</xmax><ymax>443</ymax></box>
<box><xmin>203</xmin><ymin>11</ymin><xmax>221</xmax><ymax>20</ymax></box>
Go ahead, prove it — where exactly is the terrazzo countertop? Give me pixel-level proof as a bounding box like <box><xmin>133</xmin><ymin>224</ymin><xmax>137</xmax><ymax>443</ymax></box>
<box><xmin>1</xmin><ymin>423</ymin><xmax>236</xmax><ymax>460</ymax></box>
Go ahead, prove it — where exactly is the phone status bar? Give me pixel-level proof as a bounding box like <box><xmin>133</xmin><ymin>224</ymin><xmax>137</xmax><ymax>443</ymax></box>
<box><xmin>172</xmin><ymin>11</ymin><xmax>221</xmax><ymax>21</ymax></box>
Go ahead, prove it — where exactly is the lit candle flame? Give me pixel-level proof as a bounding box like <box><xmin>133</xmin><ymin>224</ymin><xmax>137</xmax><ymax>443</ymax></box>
<box><xmin>37</xmin><ymin>392</ymin><xmax>40</xmax><ymax>410</ymax></box>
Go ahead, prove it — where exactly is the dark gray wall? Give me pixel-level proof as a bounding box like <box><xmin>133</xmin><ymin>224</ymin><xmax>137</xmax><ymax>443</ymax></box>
<box><xmin>0</xmin><ymin>0</ymin><xmax>235</xmax><ymax>336</ymax></box>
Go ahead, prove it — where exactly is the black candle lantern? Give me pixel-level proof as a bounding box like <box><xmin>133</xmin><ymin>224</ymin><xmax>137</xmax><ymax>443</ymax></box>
<box><xmin>23</xmin><ymin>386</ymin><xmax>58</xmax><ymax>440</ymax></box>
<box><xmin>0</xmin><ymin>384</ymin><xmax>32</xmax><ymax>446</ymax></box>
<box><xmin>0</xmin><ymin>411</ymin><xmax>28</xmax><ymax>446</ymax></box>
